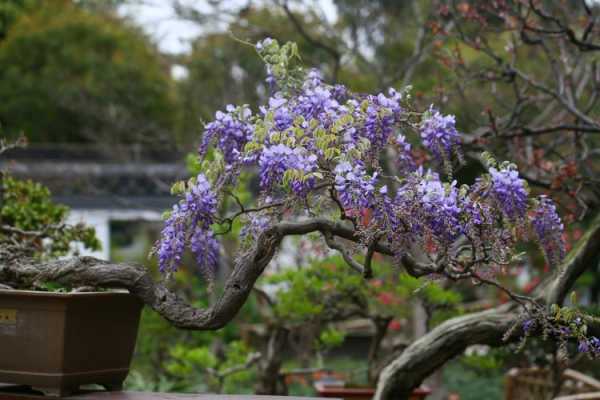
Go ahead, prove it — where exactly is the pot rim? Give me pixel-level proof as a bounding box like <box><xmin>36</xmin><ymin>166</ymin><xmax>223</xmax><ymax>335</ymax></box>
<box><xmin>314</xmin><ymin>382</ymin><xmax>432</xmax><ymax>395</ymax></box>
<box><xmin>0</xmin><ymin>289</ymin><xmax>132</xmax><ymax>297</ymax></box>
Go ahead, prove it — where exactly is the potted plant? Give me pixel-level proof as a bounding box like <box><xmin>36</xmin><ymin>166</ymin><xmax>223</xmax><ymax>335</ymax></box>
<box><xmin>3</xmin><ymin>37</ymin><xmax>593</xmax><ymax>400</ymax></box>
<box><xmin>264</xmin><ymin>256</ymin><xmax>442</xmax><ymax>399</ymax></box>
<box><xmin>196</xmin><ymin>253</ymin><xmax>441</xmax><ymax>398</ymax></box>
<box><xmin>0</xmin><ymin>154</ymin><xmax>143</xmax><ymax>397</ymax></box>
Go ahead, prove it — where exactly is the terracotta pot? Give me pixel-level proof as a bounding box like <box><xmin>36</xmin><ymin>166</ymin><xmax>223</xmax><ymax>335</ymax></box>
<box><xmin>314</xmin><ymin>382</ymin><xmax>431</xmax><ymax>400</ymax></box>
<box><xmin>0</xmin><ymin>290</ymin><xmax>143</xmax><ymax>397</ymax></box>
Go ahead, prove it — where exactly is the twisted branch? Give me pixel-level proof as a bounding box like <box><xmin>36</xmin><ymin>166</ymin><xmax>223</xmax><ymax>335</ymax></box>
<box><xmin>374</xmin><ymin>213</ymin><xmax>600</xmax><ymax>399</ymax></box>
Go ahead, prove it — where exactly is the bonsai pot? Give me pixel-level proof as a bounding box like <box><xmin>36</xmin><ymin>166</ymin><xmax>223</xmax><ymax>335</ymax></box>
<box><xmin>0</xmin><ymin>290</ymin><xmax>143</xmax><ymax>397</ymax></box>
<box><xmin>314</xmin><ymin>382</ymin><xmax>431</xmax><ymax>400</ymax></box>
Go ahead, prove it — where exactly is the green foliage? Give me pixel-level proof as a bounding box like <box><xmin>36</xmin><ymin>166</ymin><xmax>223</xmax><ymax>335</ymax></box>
<box><xmin>1</xmin><ymin>175</ymin><xmax>68</xmax><ymax>231</ymax></box>
<box><xmin>396</xmin><ymin>273</ymin><xmax>462</xmax><ymax>306</ymax></box>
<box><xmin>318</xmin><ymin>326</ymin><xmax>346</xmax><ymax>349</ymax></box>
<box><xmin>166</xmin><ymin>340</ymin><xmax>255</xmax><ymax>394</ymax></box>
<box><xmin>0</xmin><ymin>174</ymin><xmax>100</xmax><ymax>257</ymax></box>
<box><xmin>0</xmin><ymin>0</ymin><xmax>176</xmax><ymax>144</ymax></box>
<box><xmin>0</xmin><ymin>0</ymin><xmax>36</xmax><ymax>40</ymax></box>
<box><xmin>265</xmin><ymin>255</ymin><xmax>463</xmax><ymax>325</ymax></box>
<box><xmin>442</xmin><ymin>356</ymin><xmax>504</xmax><ymax>400</ymax></box>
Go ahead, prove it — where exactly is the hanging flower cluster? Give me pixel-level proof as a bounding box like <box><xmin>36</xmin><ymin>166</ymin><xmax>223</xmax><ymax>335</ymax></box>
<box><xmin>200</xmin><ymin>105</ymin><xmax>253</xmax><ymax>166</ymax></box>
<box><xmin>259</xmin><ymin>144</ymin><xmax>318</xmax><ymax>196</ymax></box>
<box><xmin>157</xmin><ymin>174</ymin><xmax>218</xmax><ymax>274</ymax></box>
<box><xmin>419</xmin><ymin>107</ymin><xmax>461</xmax><ymax>167</ymax></box>
<box><xmin>334</xmin><ymin>161</ymin><xmax>377</xmax><ymax>211</ymax></box>
<box><xmin>156</xmin><ymin>38</ymin><xmax>566</xmax><ymax>307</ymax></box>
<box><xmin>531</xmin><ymin>195</ymin><xmax>566</xmax><ymax>266</ymax></box>
<box><xmin>489</xmin><ymin>166</ymin><xmax>529</xmax><ymax>221</ymax></box>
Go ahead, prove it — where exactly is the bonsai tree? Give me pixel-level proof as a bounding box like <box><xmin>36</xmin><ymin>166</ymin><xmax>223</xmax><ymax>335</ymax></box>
<box><xmin>0</xmin><ymin>137</ymin><xmax>100</xmax><ymax>269</ymax></box>
<box><xmin>257</xmin><ymin>254</ymin><xmax>463</xmax><ymax>389</ymax></box>
<box><xmin>3</xmin><ymin>39</ymin><xmax>600</xmax><ymax>400</ymax></box>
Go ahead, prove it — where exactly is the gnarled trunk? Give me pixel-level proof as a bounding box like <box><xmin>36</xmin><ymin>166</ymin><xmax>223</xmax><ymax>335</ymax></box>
<box><xmin>255</xmin><ymin>326</ymin><xmax>289</xmax><ymax>395</ymax></box>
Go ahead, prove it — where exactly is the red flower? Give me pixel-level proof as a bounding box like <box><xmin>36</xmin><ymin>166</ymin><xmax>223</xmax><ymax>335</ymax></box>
<box><xmin>388</xmin><ymin>320</ymin><xmax>402</xmax><ymax>331</ymax></box>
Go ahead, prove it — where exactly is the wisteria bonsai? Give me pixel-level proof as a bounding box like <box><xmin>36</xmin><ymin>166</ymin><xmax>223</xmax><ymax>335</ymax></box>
<box><xmin>3</xmin><ymin>39</ymin><xmax>600</xmax><ymax>400</ymax></box>
<box><xmin>151</xmin><ymin>38</ymin><xmax>597</xmax><ymax>393</ymax></box>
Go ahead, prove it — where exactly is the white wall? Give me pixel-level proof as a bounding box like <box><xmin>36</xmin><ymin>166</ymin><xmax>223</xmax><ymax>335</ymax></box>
<box><xmin>66</xmin><ymin>209</ymin><xmax>162</xmax><ymax>260</ymax></box>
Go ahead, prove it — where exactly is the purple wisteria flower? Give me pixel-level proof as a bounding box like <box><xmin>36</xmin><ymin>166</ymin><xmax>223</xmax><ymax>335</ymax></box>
<box><xmin>420</xmin><ymin>107</ymin><xmax>460</xmax><ymax>163</ymax></box>
<box><xmin>190</xmin><ymin>229</ymin><xmax>220</xmax><ymax>279</ymax></box>
<box><xmin>522</xmin><ymin>319</ymin><xmax>536</xmax><ymax>334</ymax></box>
<box><xmin>578</xmin><ymin>336</ymin><xmax>600</xmax><ymax>357</ymax></box>
<box><xmin>240</xmin><ymin>215</ymin><xmax>271</xmax><ymax>241</ymax></box>
<box><xmin>531</xmin><ymin>195</ymin><xmax>565</xmax><ymax>266</ymax></box>
<box><xmin>331</xmin><ymin>84</ymin><xmax>347</xmax><ymax>101</ymax></box>
<box><xmin>393</xmin><ymin>168</ymin><xmax>462</xmax><ymax>243</ymax></box>
<box><xmin>304</xmin><ymin>68</ymin><xmax>323</xmax><ymax>89</ymax></box>
<box><xmin>352</xmin><ymin>89</ymin><xmax>403</xmax><ymax>157</ymax></box>
<box><xmin>271</xmin><ymin>98</ymin><xmax>294</xmax><ymax>131</ymax></box>
<box><xmin>157</xmin><ymin>174</ymin><xmax>219</xmax><ymax>273</ymax></box>
<box><xmin>258</xmin><ymin>144</ymin><xmax>318</xmax><ymax>196</ymax></box>
<box><xmin>295</xmin><ymin>86</ymin><xmax>340</xmax><ymax>122</ymax></box>
<box><xmin>157</xmin><ymin>207</ymin><xmax>186</xmax><ymax>273</ymax></box>
<box><xmin>200</xmin><ymin>105</ymin><xmax>253</xmax><ymax>165</ymax></box>
<box><xmin>489</xmin><ymin>166</ymin><xmax>529</xmax><ymax>221</ymax></box>
<box><xmin>416</xmin><ymin>177</ymin><xmax>462</xmax><ymax>241</ymax></box>
<box><xmin>395</xmin><ymin>133</ymin><xmax>415</xmax><ymax>173</ymax></box>
<box><xmin>255</xmin><ymin>37</ymin><xmax>274</xmax><ymax>52</ymax></box>
<box><xmin>334</xmin><ymin>161</ymin><xmax>377</xmax><ymax>211</ymax></box>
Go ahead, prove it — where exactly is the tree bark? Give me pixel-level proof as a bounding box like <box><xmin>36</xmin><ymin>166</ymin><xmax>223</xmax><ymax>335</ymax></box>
<box><xmin>255</xmin><ymin>326</ymin><xmax>289</xmax><ymax>395</ymax></box>
<box><xmin>374</xmin><ymin>305</ymin><xmax>517</xmax><ymax>399</ymax></box>
<box><xmin>0</xmin><ymin>218</ymin><xmax>422</xmax><ymax>329</ymax></box>
<box><xmin>368</xmin><ymin>316</ymin><xmax>392</xmax><ymax>385</ymax></box>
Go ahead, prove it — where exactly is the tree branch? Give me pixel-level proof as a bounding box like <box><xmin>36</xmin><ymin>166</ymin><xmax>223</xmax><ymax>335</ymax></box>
<box><xmin>374</xmin><ymin>213</ymin><xmax>600</xmax><ymax>399</ymax></box>
<box><xmin>0</xmin><ymin>218</ymin><xmax>424</xmax><ymax>330</ymax></box>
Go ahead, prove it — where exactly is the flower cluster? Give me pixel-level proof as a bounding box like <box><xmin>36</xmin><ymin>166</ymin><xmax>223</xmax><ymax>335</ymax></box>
<box><xmin>419</xmin><ymin>107</ymin><xmax>460</xmax><ymax>165</ymax></box>
<box><xmin>190</xmin><ymin>230</ymin><xmax>220</xmax><ymax>279</ymax></box>
<box><xmin>357</xmin><ymin>89</ymin><xmax>404</xmax><ymax>155</ymax></box>
<box><xmin>416</xmin><ymin>178</ymin><xmax>462</xmax><ymax>241</ymax></box>
<box><xmin>259</xmin><ymin>144</ymin><xmax>318</xmax><ymax>196</ymax></box>
<box><xmin>531</xmin><ymin>195</ymin><xmax>565</xmax><ymax>266</ymax></box>
<box><xmin>200</xmin><ymin>105</ymin><xmax>253</xmax><ymax>166</ymax></box>
<box><xmin>394</xmin><ymin>133</ymin><xmax>415</xmax><ymax>172</ymax></box>
<box><xmin>157</xmin><ymin>174</ymin><xmax>218</xmax><ymax>274</ymax></box>
<box><xmin>294</xmin><ymin>85</ymin><xmax>342</xmax><ymax>126</ymax></box>
<box><xmin>157</xmin><ymin>212</ymin><xmax>186</xmax><ymax>274</ymax></box>
<box><xmin>334</xmin><ymin>162</ymin><xmax>377</xmax><ymax>212</ymax></box>
<box><xmin>489</xmin><ymin>166</ymin><xmax>529</xmax><ymax>221</ymax></box>
<box><xmin>391</xmin><ymin>169</ymin><xmax>462</xmax><ymax>246</ymax></box>
<box><xmin>578</xmin><ymin>336</ymin><xmax>600</xmax><ymax>356</ymax></box>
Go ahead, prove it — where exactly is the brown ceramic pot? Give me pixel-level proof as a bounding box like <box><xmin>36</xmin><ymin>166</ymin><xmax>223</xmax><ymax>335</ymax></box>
<box><xmin>0</xmin><ymin>290</ymin><xmax>143</xmax><ymax>397</ymax></box>
<box><xmin>314</xmin><ymin>382</ymin><xmax>431</xmax><ymax>400</ymax></box>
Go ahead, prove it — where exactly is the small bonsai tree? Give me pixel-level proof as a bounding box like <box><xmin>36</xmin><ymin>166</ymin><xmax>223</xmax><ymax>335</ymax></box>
<box><xmin>0</xmin><ymin>138</ymin><xmax>99</xmax><ymax>275</ymax></box>
<box><xmin>4</xmin><ymin>39</ymin><xmax>600</xmax><ymax>399</ymax></box>
<box><xmin>260</xmin><ymin>254</ymin><xmax>463</xmax><ymax>388</ymax></box>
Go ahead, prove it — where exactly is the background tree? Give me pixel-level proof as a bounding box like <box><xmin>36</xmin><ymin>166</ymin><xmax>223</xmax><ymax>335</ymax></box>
<box><xmin>0</xmin><ymin>0</ymin><xmax>176</xmax><ymax>146</ymax></box>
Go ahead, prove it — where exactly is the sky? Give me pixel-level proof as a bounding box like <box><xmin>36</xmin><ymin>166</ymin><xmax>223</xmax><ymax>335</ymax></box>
<box><xmin>119</xmin><ymin>0</ymin><xmax>337</xmax><ymax>54</ymax></box>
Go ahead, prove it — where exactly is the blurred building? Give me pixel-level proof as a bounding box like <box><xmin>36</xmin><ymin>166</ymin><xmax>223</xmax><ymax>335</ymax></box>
<box><xmin>1</xmin><ymin>144</ymin><xmax>187</xmax><ymax>260</ymax></box>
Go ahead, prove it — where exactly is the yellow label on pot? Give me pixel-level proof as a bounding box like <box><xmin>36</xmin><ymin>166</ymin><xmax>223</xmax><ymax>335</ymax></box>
<box><xmin>0</xmin><ymin>309</ymin><xmax>17</xmax><ymax>324</ymax></box>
